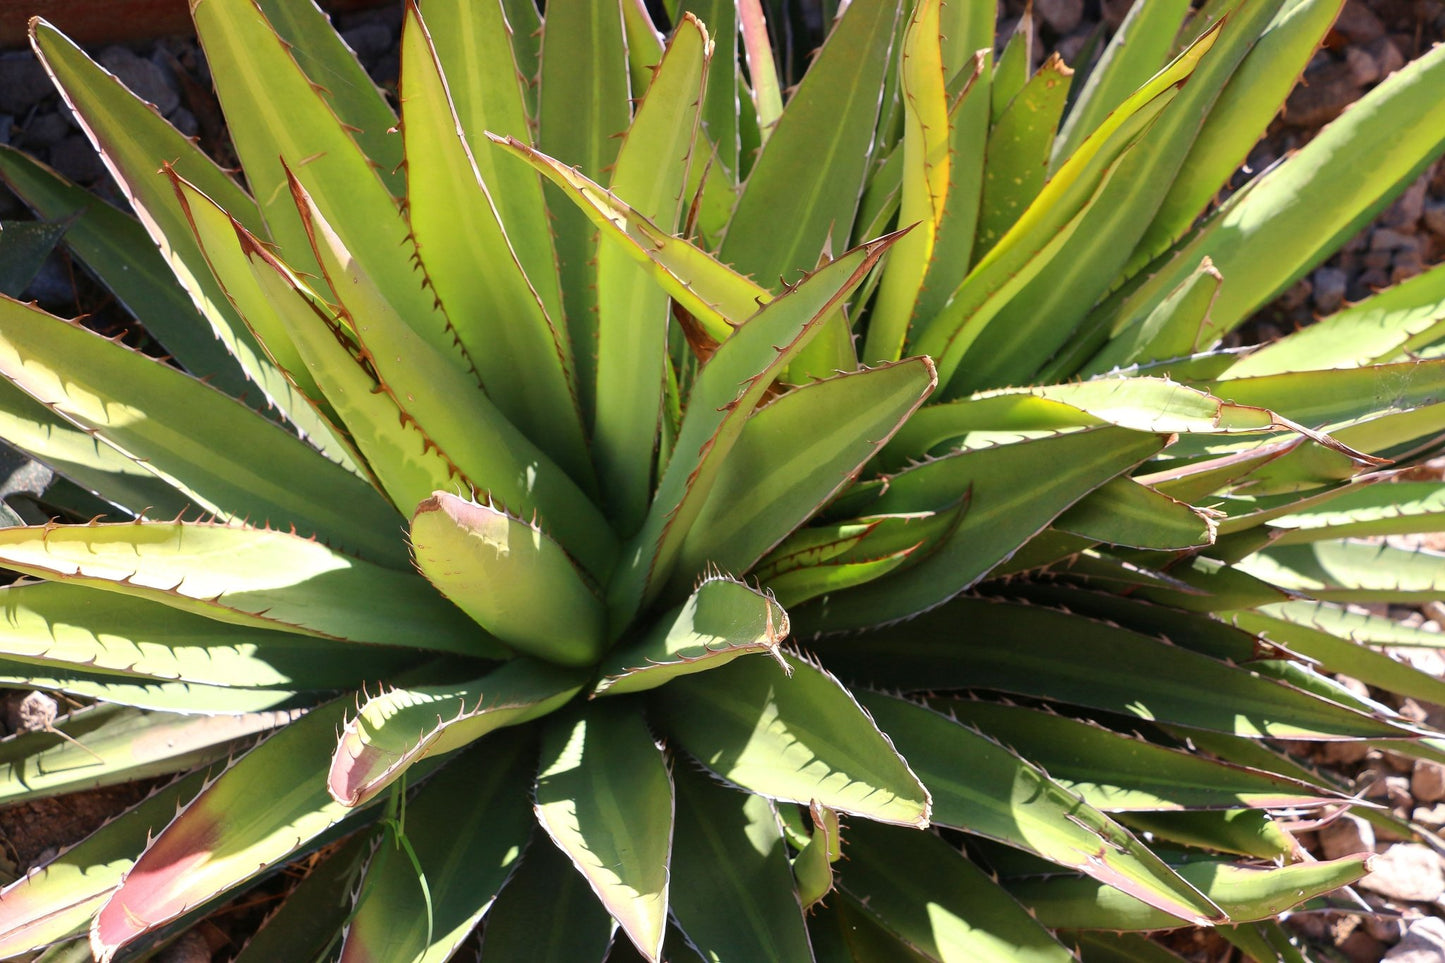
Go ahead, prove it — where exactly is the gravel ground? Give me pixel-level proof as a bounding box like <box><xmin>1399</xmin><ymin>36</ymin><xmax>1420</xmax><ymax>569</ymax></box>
<box><xmin>0</xmin><ymin>2</ymin><xmax>1444</xmax><ymax>960</ymax></box>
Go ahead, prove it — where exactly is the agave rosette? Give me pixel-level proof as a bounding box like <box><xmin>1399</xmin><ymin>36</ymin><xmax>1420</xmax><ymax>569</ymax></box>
<box><xmin>0</xmin><ymin>0</ymin><xmax>1441</xmax><ymax>959</ymax></box>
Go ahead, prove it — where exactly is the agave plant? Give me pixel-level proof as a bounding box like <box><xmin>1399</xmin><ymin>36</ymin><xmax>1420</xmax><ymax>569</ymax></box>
<box><xmin>0</xmin><ymin>0</ymin><xmax>1443</xmax><ymax>959</ymax></box>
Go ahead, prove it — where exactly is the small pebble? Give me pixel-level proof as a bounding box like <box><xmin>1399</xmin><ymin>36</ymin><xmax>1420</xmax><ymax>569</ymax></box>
<box><xmin>1385</xmin><ymin>916</ymin><xmax>1445</xmax><ymax>962</ymax></box>
<box><xmin>97</xmin><ymin>46</ymin><xmax>181</xmax><ymax>116</ymax></box>
<box><xmin>1312</xmin><ymin>266</ymin><xmax>1349</xmax><ymax>313</ymax></box>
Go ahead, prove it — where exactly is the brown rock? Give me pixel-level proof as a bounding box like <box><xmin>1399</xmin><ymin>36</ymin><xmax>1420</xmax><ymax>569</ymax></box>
<box><xmin>1361</xmin><ymin>844</ymin><xmax>1445</xmax><ymax>902</ymax></box>
<box><xmin>1334</xmin><ymin>0</ymin><xmax>1389</xmax><ymax>43</ymax></box>
<box><xmin>1413</xmin><ymin>760</ymin><xmax>1445</xmax><ymax>802</ymax></box>
<box><xmin>1320</xmin><ymin>813</ymin><xmax>1378</xmax><ymax>860</ymax></box>
<box><xmin>1343</xmin><ymin>929</ymin><xmax>1389</xmax><ymax>963</ymax></box>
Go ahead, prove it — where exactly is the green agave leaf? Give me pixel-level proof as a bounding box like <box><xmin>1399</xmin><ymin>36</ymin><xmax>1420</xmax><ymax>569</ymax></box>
<box><xmin>290</xmin><ymin>174</ymin><xmax>617</xmax><ymax>576</ymax></box>
<box><xmin>669</xmin><ymin>763</ymin><xmax>814</xmax><ymax>962</ymax></box>
<box><xmin>336</xmin><ymin>733</ymin><xmax>533</xmax><ymax>963</ymax></box>
<box><xmin>839</xmin><ymin>821</ymin><xmax>1076</xmax><ymax>963</ymax></box>
<box><xmin>676</xmin><ymin>0</ymin><xmax>741</xmax><ymax>241</ymax></box>
<box><xmin>612</xmin><ymin>236</ymin><xmax>897</xmax><ymax>624</ymax></box>
<box><xmin>593</xmin><ymin>576</ymin><xmax>788</xmax><ymax>697</ymax></box>
<box><xmin>192</xmin><ymin>0</ymin><xmax>439</xmax><ymax>340</ymax></box>
<box><xmin>675</xmin><ymin>357</ymin><xmax>937</xmax><ymax>584</ymax></box>
<box><xmin>1237</xmin><ymin>538</ymin><xmax>1445</xmax><ymax>603</ymax></box>
<box><xmin>537</xmin><ymin>0</ymin><xmax>631</xmax><ymax>409</ymax></box>
<box><xmin>799</xmin><ymin>427</ymin><xmax>1167</xmax><ymax>632</ymax></box>
<box><xmin>0</xmin><ymin>520</ymin><xmax>489</xmax><ymax>654</ymax></box>
<box><xmin>1232</xmin><ymin>607</ymin><xmax>1445</xmax><ymax>707</ymax></box>
<box><xmin>825</xmin><ymin>595</ymin><xmax>1413</xmax><ymax>740</ymax></box>
<box><xmin>1067</xmin><ymin>931</ymin><xmax>1194</xmax><ymax>963</ymax></box>
<box><xmin>1051</xmin><ymin>0</ymin><xmax>1191</xmax><ymax>166</ymax></box>
<box><xmin>860</xmin><ymin>693</ymin><xmax>1222</xmax><ymax>926</ymax></box>
<box><xmin>812</xmin><ymin>898</ymin><xmax>935</xmax><ymax>962</ymax></box>
<box><xmin>881</xmin><ymin>377</ymin><xmax>1276</xmax><ymax>471</ymax></box>
<box><xmin>1215</xmin><ymin>920</ymin><xmax>1315</xmax><ymax>963</ymax></box>
<box><xmin>329</xmin><ymin>658</ymin><xmax>584</xmax><ymax>808</ymax></box>
<box><xmin>420</xmin><ymin>0</ymin><xmax>558</xmax><ymax>324</ymax></box>
<box><xmin>595</xmin><ymin>12</ymin><xmax>709</xmax><ymax>533</ymax></box>
<box><xmin>27</xmin><ymin>21</ymin><xmax>319</xmax><ymax>428</ymax></box>
<box><xmin>0</xmin><ymin>146</ymin><xmax>249</xmax><ymax>401</ymax></box>
<box><xmin>0</xmin><ymin>295</ymin><xmax>404</xmax><ymax>567</ymax></box>
<box><xmin>792</xmin><ymin>800</ymin><xmax>840</xmax><ymax>908</ymax></box>
<box><xmin>725</xmin><ymin>0</ymin><xmax>901</xmax><ymax>288</ymax></box>
<box><xmin>1052</xmin><ymin>477</ymin><xmax>1216</xmax><ymax>551</ymax></box>
<box><xmin>1101</xmin><ymin>39</ymin><xmax>1445</xmax><ymax>348</ymax></box>
<box><xmin>910</xmin><ymin>22</ymin><xmax>1220</xmax><ymax>392</ymax></box>
<box><xmin>0</xmin><ymin>570</ymin><xmax>414</xmax><ymax>694</ymax></box>
<box><xmin>972</xmin><ymin>53</ymin><xmax>1072</xmax><ymax>262</ymax></box>
<box><xmin>489</xmin><ymin>133</ymin><xmax>767</xmax><ymax>342</ymax></box>
<box><xmin>164</xmin><ymin>172</ymin><xmax>371</xmax><ymax>477</ymax></box>
<box><xmin>909</xmin><ymin>52</ymin><xmax>990</xmax><ymax>328</ymax></box>
<box><xmin>90</xmin><ymin>700</ymin><xmax>368</xmax><ymax>960</ymax></box>
<box><xmin>866</xmin><ymin>0</ymin><xmax>951</xmax><ymax>363</ymax></box>
<box><xmin>1204</xmin><ymin>358</ymin><xmax>1445</xmax><ymax>428</ymax></box>
<box><xmin>939</xmin><ymin>699</ymin><xmax>1340</xmax><ymax>811</ymax></box>
<box><xmin>1226</xmin><ymin>265</ymin><xmax>1445</xmax><ymax>380</ymax></box>
<box><xmin>478</xmin><ymin>828</ymin><xmax>615</xmax><ymax>963</ymax></box>
<box><xmin>1081</xmin><ymin>255</ymin><xmax>1223</xmax><ymax>375</ymax></box>
<box><xmin>0</xmin><ymin>377</ymin><xmax>191</xmax><ymax>521</ymax></box>
<box><xmin>0</xmin><ymin>702</ymin><xmax>288</xmax><ymax>804</ymax></box>
<box><xmin>410</xmin><ymin>491</ymin><xmax>607</xmax><ymax>666</ymax></box>
<box><xmin>0</xmin><ymin>767</ymin><xmax>212</xmax><ymax>957</ymax></box>
<box><xmin>991</xmin><ymin>10</ymin><xmax>1032</xmax><ymax>120</ymax></box>
<box><xmin>232</xmin><ymin>829</ymin><xmax>374</xmax><ymax>963</ymax></box>
<box><xmin>1257</xmin><ymin>598</ymin><xmax>1445</xmax><ymax>648</ymax></box>
<box><xmin>1011</xmin><ymin>855</ymin><xmax>1371</xmax><ymax>931</ymax></box>
<box><xmin>737</xmin><ymin>0</ymin><xmax>782</xmax><ymax>135</ymax></box>
<box><xmin>535</xmin><ymin>704</ymin><xmax>673</xmax><ymax>962</ymax></box>
<box><xmin>653</xmin><ymin>652</ymin><xmax>931</xmax><ymax>827</ymax></box>
<box><xmin>1259</xmin><ymin>480</ymin><xmax>1445</xmax><ymax>544</ymax></box>
<box><xmin>252</xmin><ymin>0</ymin><xmax>401</xmax><ymax>194</ymax></box>
<box><xmin>0</xmin><ymin>217</ymin><xmax>65</xmax><ymax>297</ymax></box>
<box><xmin>209</xmin><ymin>197</ymin><xmax>460</xmax><ymax>517</ymax></box>
<box><xmin>755</xmin><ymin>506</ymin><xmax>963</xmax><ymax>609</ymax></box>
<box><xmin>400</xmin><ymin>3</ymin><xmax>590</xmax><ymax>482</ymax></box>
<box><xmin>0</xmin><ymin>663</ymin><xmax>301</xmax><ymax>715</ymax></box>
<box><xmin>1119</xmin><ymin>809</ymin><xmax>1297</xmax><ymax>861</ymax></box>
<box><xmin>1131</xmin><ymin>0</ymin><xmax>1366</xmax><ymax>274</ymax></box>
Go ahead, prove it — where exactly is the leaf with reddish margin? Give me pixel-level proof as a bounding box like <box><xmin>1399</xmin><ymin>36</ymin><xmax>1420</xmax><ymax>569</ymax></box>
<box><xmin>90</xmin><ymin>700</ymin><xmax>367</xmax><ymax>961</ymax></box>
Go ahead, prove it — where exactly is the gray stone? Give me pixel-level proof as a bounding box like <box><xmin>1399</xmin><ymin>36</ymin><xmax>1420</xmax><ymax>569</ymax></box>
<box><xmin>1385</xmin><ymin>916</ymin><xmax>1445</xmax><ymax>962</ymax></box>
<box><xmin>1371</xmin><ymin>228</ymin><xmax>1419</xmax><ymax>252</ymax></box>
<box><xmin>16</xmin><ymin>111</ymin><xmax>69</xmax><ymax>149</ymax></box>
<box><xmin>48</xmin><ymin>135</ymin><xmax>108</xmax><ymax>186</ymax></box>
<box><xmin>97</xmin><ymin>46</ymin><xmax>180</xmax><ymax>117</ymax></box>
<box><xmin>15</xmin><ymin>691</ymin><xmax>56</xmax><ymax>733</ymax></box>
<box><xmin>157</xmin><ymin>931</ymin><xmax>211</xmax><ymax>963</ymax></box>
<box><xmin>343</xmin><ymin>22</ymin><xmax>394</xmax><ymax>60</ymax></box>
<box><xmin>1034</xmin><ymin>0</ymin><xmax>1083</xmax><ymax>35</ymax></box>
<box><xmin>169</xmin><ymin>106</ymin><xmax>199</xmax><ymax>138</ymax></box>
<box><xmin>0</xmin><ymin>51</ymin><xmax>54</xmax><ymax>116</ymax></box>
<box><xmin>1312</xmin><ymin>266</ymin><xmax>1349</xmax><ymax>313</ymax></box>
<box><xmin>1362</xmin><ymin>844</ymin><xmax>1445</xmax><ymax>903</ymax></box>
<box><xmin>1320</xmin><ymin>813</ymin><xmax>1377</xmax><ymax>861</ymax></box>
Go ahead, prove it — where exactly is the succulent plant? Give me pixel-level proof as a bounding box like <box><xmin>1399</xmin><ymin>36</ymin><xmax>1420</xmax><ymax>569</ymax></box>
<box><xmin>0</xmin><ymin>0</ymin><xmax>1442</xmax><ymax>960</ymax></box>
